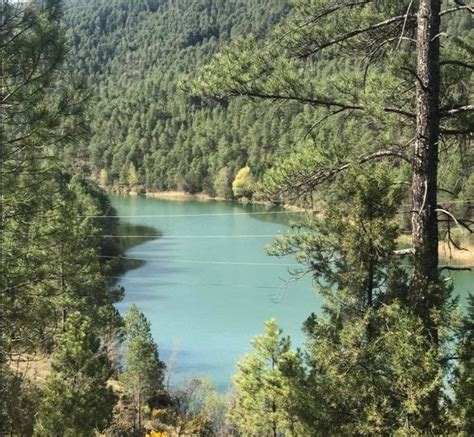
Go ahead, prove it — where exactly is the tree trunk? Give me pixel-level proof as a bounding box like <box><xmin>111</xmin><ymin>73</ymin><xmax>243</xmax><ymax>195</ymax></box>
<box><xmin>411</xmin><ymin>0</ymin><xmax>442</xmax><ymax>427</ymax></box>
<box><xmin>137</xmin><ymin>380</ymin><xmax>142</xmax><ymax>435</ymax></box>
<box><xmin>411</xmin><ymin>0</ymin><xmax>441</xmax><ymax>341</ymax></box>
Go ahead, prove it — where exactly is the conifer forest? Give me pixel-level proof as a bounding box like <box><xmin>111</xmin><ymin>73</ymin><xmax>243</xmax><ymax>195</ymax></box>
<box><xmin>1</xmin><ymin>0</ymin><xmax>473</xmax><ymax>435</ymax></box>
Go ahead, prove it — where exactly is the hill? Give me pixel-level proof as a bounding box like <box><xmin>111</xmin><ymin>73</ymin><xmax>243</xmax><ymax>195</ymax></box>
<box><xmin>62</xmin><ymin>0</ymin><xmax>305</xmax><ymax>194</ymax></box>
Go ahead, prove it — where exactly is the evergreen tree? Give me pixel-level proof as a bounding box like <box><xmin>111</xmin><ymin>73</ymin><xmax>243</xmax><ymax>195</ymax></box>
<box><xmin>229</xmin><ymin>320</ymin><xmax>299</xmax><ymax>436</ymax></box>
<box><xmin>266</xmin><ymin>165</ymin><xmax>457</xmax><ymax>433</ymax></box>
<box><xmin>193</xmin><ymin>0</ymin><xmax>473</xmax><ymax>336</ymax></box>
<box><xmin>159</xmin><ymin>377</ymin><xmax>229</xmax><ymax>436</ymax></box>
<box><xmin>1</xmin><ymin>2</ymin><xmax>124</xmax><ymax>432</ymax></box>
<box><xmin>121</xmin><ymin>304</ymin><xmax>166</xmax><ymax>433</ymax></box>
<box><xmin>450</xmin><ymin>294</ymin><xmax>474</xmax><ymax>435</ymax></box>
<box><xmin>1</xmin><ymin>371</ymin><xmax>41</xmax><ymax>436</ymax></box>
<box><xmin>60</xmin><ymin>0</ymin><xmax>298</xmax><ymax>193</ymax></box>
<box><xmin>34</xmin><ymin>313</ymin><xmax>117</xmax><ymax>436</ymax></box>
<box><xmin>213</xmin><ymin>166</ymin><xmax>233</xmax><ymax>199</ymax></box>
<box><xmin>193</xmin><ymin>1</ymin><xmax>473</xmax><ymax>425</ymax></box>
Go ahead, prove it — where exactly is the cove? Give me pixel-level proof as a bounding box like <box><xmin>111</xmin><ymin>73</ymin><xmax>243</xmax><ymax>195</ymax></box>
<box><xmin>112</xmin><ymin>195</ymin><xmax>473</xmax><ymax>392</ymax></box>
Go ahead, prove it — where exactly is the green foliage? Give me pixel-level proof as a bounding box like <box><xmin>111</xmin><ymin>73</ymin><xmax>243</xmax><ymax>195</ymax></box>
<box><xmin>193</xmin><ymin>0</ymin><xmax>473</xmax><ymax>209</ymax></box>
<box><xmin>121</xmin><ymin>304</ymin><xmax>166</xmax><ymax>431</ymax></box>
<box><xmin>449</xmin><ymin>294</ymin><xmax>474</xmax><ymax>435</ymax></box>
<box><xmin>232</xmin><ymin>166</ymin><xmax>256</xmax><ymax>199</ymax></box>
<box><xmin>2</xmin><ymin>0</ymin><xmax>473</xmax><ymax>434</ymax></box>
<box><xmin>291</xmin><ymin>303</ymin><xmax>447</xmax><ymax>435</ymax></box>
<box><xmin>193</xmin><ymin>1</ymin><xmax>473</xmax><ymax>429</ymax></box>
<box><xmin>229</xmin><ymin>319</ymin><xmax>300</xmax><ymax>436</ymax></box>
<box><xmin>0</xmin><ymin>370</ymin><xmax>42</xmax><ymax>436</ymax></box>
<box><xmin>128</xmin><ymin>163</ymin><xmax>140</xmax><ymax>187</ymax></box>
<box><xmin>34</xmin><ymin>313</ymin><xmax>117</xmax><ymax>436</ymax></box>
<box><xmin>2</xmin><ymin>173</ymin><xmax>123</xmax><ymax>354</ymax></box>
<box><xmin>264</xmin><ymin>165</ymin><xmax>460</xmax><ymax>434</ymax></box>
<box><xmin>213</xmin><ymin>167</ymin><xmax>233</xmax><ymax>199</ymax></box>
<box><xmin>62</xmin><ymin>0</ymin><xmax>472</xmax><ymax>206</ymax></box>
<box><xmin>1</xmin><ymin>2</ymin><xmax>124</xmax><ymax>433</ymax></box>
<box><xmin>61</xmin><ymin>0</ymin><xmax>301</xmax><ymax>193</ymax></box>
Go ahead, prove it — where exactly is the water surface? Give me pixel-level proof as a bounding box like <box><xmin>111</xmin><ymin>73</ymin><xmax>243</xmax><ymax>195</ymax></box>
<box><xmin>112</xmin><ymin>195</ymin><xmax>473</xmax><ymax>391</ymax></box>
<box><xmin>112</xmin><ymin>196</ymin><xmax>319</xmax><ymax>391</ymax></box>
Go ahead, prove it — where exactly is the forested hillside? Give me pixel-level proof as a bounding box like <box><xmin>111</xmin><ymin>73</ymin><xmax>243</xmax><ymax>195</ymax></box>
<box><xmin>63</xmin><ymin>0</ymin><xmax>308</xmax><ymax>194</ymax></box>
<box><xmin>63</xmin><ymin>0</ymin><xmax>473</xmax><ymax>206</ymax></box>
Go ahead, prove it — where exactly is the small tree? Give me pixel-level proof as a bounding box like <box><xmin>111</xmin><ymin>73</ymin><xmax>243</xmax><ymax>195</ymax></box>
<box><xmin>128</xmin><ymin>163</ymin><xmax>139</xmax><ymax>187</ymax></box>
<box><xmin>156</xmin><ymin>377</ymin><xmax>229</xmax><ymax>436</ymax></box>
<box><xmin>122</xmin><ymin>304</ymin><xmax>165</xmax><ymax>433</ymax></box>
<box><xmin>213</xmin><ymin>167</ymin><xmax>233</xmax><ymax>199</ymax></box>
<box><xmin>449</xmin><ymin>294</ymin><xmax>474</xmax><ymax>434</ymax></box>
<box><xmin>229</xmin><ymin>319</ymin><xmax>299</xmax><ymax>436</ymax></box>
<box><xmin>34</xmin><ymin>313</ymin><xmax>117</xmax><ymax>436</ymax></box>
<box><xmin>99</xmin><ymin>168</ymin><xmax>109</xmax><ymax>186</ymax></box>
<box><xmin>232</xmin><ymin>166</ymin><xmax>256</xmax><ymax>199</ymax></box>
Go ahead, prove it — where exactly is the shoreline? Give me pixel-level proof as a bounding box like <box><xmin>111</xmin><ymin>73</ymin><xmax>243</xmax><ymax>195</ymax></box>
<box><xmin>107</xmin><ymin>187</ymin><xmax>473</xmax><ymax>266</ymax></box>
<box><xmin>106</xmin><ymin>185</ymin><xmax>305</xmax><ymax>210</ymax></box>
<box><xmin>397</xmin><ymin>235</ymin><xmax>474</xmax><ymax>267</ymax></box>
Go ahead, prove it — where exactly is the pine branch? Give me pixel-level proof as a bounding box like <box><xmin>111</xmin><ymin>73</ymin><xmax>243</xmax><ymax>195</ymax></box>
<box><xmin>238</xmin><ymin>90</ymin><xmax>415</xmax><ymax>118</ymax></box>
<box><xmin>298</xmin><ymin>14</ymin><xmax>414</xmax><ymax>58</ymax></box>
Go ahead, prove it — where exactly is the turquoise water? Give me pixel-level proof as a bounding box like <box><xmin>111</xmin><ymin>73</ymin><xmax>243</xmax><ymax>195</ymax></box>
<box><xmin>112</xmin><ymin>196</ymin><xmax>473</xmax><ymax>391</ymax></box>
<box><xmin>112</xmin><ymin>196</ymin><xmax>320</xmax><ymax>391</ymax></box>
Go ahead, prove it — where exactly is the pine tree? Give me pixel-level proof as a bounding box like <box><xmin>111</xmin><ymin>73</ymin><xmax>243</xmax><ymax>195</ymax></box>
<box><xmin>266</xmin><ymin>165</ymin><xmax>456</xmax><ymax>433</ymax></box>
<box><xmin>34</xmin><ymin>313</ymin><xmax>117</xmax><ymax>436</ymax></box>
<box><xmin>229</xmin><ymin>319</ymin><xmax>299</xmax><ymax>436</ymax></box>
<box><xmin>1</xmin><ymin>1</ymin><xmax>90</xmax><ymax>430</ymax></box>
<box><xmin>213</xmin><ymin>166</ymin><xmax>233</xmax><ymax>199</ymax></box>
<box><xmin>193</xmin><ymin>1</ymin><xmax>473</xmax><ymax>425</ymax></box>
<box><xmin>193</xmin><ymin>0</ymin><xmax>473</xmax><ymax>341</ymax></box>
<box><xmin>121</xmin><ymin>304</ymin><xmax>166</xmax><ymax>433</ymax></box>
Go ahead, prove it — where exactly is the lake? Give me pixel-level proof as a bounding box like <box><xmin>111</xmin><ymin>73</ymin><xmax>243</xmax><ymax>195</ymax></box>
<box><xmin>112</xmin><ymin>195</ymin><xmax>473</xmax><ymax>392</ymax></box>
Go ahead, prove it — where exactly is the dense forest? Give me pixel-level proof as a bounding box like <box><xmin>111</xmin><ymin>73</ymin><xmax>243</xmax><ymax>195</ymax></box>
<box><xmin>61</xmin><ymin>0</ymin><xmax>473</xmax><ymax>207</ymax></box>
<box><xmin>1</xmin><ymin>0</ymin><xmax>473</xmax><ymax>435</ymax></box>
<box><xmin>62</xmin><ymin>0</ymin><xmax>299</xmax><ymax>194</ymax></box>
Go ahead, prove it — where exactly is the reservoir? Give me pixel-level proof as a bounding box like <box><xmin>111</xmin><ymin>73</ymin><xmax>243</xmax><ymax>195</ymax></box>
<box><xmin>112</xmin><ymin>195</ymin><xmax>473</xmax><ymax>391</ymax></box>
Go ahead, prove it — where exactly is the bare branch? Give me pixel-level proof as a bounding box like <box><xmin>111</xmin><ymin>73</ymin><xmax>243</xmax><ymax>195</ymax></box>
<box><xmin>397</xmin><ymin>0</ymin><xmax>414</xmax><ymax>50</ymax></box>
<box><xmin>440</xmin><ymin>104</ymin><xmax>474</xmax><ymax>117</ymax></box>
<box><xmin>439</xmin><ymin>4</ymin><xmax>474</xmax><ymax>16</ymax></box>
<box><xmin>298</xmin><ymin>14</ymin><xmax>415</xmax><ymax>58</ymax></box>
<box><xmin>394</xmin><ymin>247</ymin><xmax>415</xmax><ymax>256</ymax></box>
<box><xmin>440</xmin><ymin>59</ymin><xmax>474</xmax><ymax>70</ymax></box>
<box><xmin>439</xmin><ymin>265</ymin><xmax>472</xmax><ymax>272</ymax></box>
<box><xmin>437</xmin><ymin>208</ymin><xmax>462</xmax><ymax>230</ymax></box>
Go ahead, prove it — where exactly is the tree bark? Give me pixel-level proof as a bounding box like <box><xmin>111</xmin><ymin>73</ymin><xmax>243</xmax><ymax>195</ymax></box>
<box><xmin>411</xmin><ymin>0</ymin><xmax>442</xmax><ymax>426</ymax></box>
<box><xmin>411</xmin><ymin>0</ymin><xmax>441</xmax><ymax>339</ymax></box>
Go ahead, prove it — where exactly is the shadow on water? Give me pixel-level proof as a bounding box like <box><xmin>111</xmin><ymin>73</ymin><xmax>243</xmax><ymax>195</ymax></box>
<box><xmin>117</xmin><ymin>221</ymin><xmax>162</xmax><ymax>251</ymax></box>
<box><xmin>108</xmin><ymin>221</ymin><xmax>162</xmax><ymax>276</ymax></box>
<box><xmin>234</xmin><ymin>202</ymin><xmax>305</xmax><ymax>227</ymax></box>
